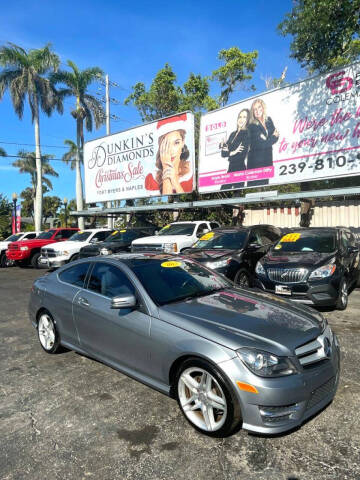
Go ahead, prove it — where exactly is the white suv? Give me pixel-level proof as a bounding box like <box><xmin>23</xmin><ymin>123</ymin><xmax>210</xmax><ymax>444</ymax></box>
<box><xmin>40</xmin><ymin>229</ymin><xmax>112</xmax><ymax>267</ymax></box>
<box><xmin>131</xmin><ymin>221</ymin><xmax>220</xmax><ymax>254</ymax></box>
<box><xmin>0</xmin><ymin>231</ymin><xmax>39</xmax><ymax>267</ymax></box>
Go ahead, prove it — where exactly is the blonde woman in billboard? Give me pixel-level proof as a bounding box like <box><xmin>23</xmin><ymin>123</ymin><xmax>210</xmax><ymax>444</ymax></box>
<box><xmin>219</xmin><ymin>108</ymin><xmax>250</xmax><ymax>190</ymax></box>
<box><xmin>247</xmin><ymin>98</ymin><xmax>279</xmax><ymax>187</ymax></box>
<box><xmin>144</xmin><ymin>113</ymin><xmax>193</xmax><ymax>195</ymax></box>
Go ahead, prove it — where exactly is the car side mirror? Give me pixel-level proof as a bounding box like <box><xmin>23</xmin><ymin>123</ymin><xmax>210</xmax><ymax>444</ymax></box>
<box><xmin>248</xmin><ymin>242</ymin><xmax>261</xmax><ymax>250</ymax></box>
<box><xmin>111</xmin><ymin>294</ymin><xmax>137</xmax><ymax>309</ymax></box>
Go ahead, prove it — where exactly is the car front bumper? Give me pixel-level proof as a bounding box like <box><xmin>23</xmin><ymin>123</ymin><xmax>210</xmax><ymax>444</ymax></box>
<box><xmin>39</xmin><ymin>254</ymin><xmax>69</xmax><ymax>268</ymax></box>
<box><xmin>254</xmin><ymin>276</ymin><xmax>340</xmax><ymax>306</ymax></box>
<box><xmin>219</xmin><ymin>334</ymin><xmax>340</xmax><ymax>434</ymax></box>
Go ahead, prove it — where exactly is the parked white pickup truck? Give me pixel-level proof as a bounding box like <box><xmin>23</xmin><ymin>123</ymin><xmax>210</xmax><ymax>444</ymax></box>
<box><xmin>40</xmin><ymin>228</ymin><xmax>112</xmax><ymax>267</ymax></box>
<box><xmin>0</xmin><ymin>231</ymin><xmax>39</xmax><ymax>267</ymax></box>
<box><xmin>131</xmin><ymin>221</ymin><xmax>220</xmax><ymax>254</ymax></box>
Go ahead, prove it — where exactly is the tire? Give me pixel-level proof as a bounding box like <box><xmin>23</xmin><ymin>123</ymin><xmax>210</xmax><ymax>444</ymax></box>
<box><xmin>69</xmin><ymin>253</ymin><xmax>79</xmax><ymax>262</ymax></box>
<box><xmin>336</xmin><ymin>278</ymin><xmax>348</xmax><ymax>310</ymax></box>
<box><xmin>0</xmin><ymin>253</ymin><xmax>12</xmax><ymax>268</ymax></box>
<box><xmin>37</xmin><ymin>311</ymin><xmax>62</xmax><ymax>354</ymax></box>
<box><xmin>175</xmin><ymin>358</ymin><xmax>242</xmax><ymax>438</ymax></box>
<box><xmin>30</xmin><ymin>252</ymin><xmax>41</xmax><ymax>269</ymax></box>
<box><xmin>234</xmin><ymin>268</ymin><xmax>251</xmax><ymax>288</ymax></box>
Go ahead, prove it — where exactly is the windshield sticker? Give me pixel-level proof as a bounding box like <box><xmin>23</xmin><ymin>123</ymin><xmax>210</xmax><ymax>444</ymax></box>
<box><xmin>274</xmin><ymin>244</ymin><xmax>282</xmax><ymax>250</ymax></box>
<box><xmin>78</xmin><ymin>231</ymin><xmax>83</xmax><ymax>234</ymax></box>
<box><xmin>111</xmin><ymin>230</ymin><xmax>119</xmax><ymax>236</ymax></box>
<box><xmin>200</xmin><ymin>232</ymin><xmax>214</xmax><ymax>241</ymax></box>
<box><xmin>161</xmin><ymin>261</ymin><xmax>182</xmax><ymax>268</ymax></box>
<box><xmin>120</xmin><ymin>229</ymin><xmax>126</xmax><ymax>233</ymax></box>
<box><xmin>162</xmin><ymin>225</ymin><xmax>171</xmax><ymax>230</ymax></box>
<box><xmin>280</xmin><ymin>233</ymin><xmax>301</xmax><ymax>242</ymax></box>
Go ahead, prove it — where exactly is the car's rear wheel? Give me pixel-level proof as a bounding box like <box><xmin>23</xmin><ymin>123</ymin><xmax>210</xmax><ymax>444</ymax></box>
<box><xmin>37</xmin><ymin>312</ymin><xmax>61</xmax><ymax>354</ymax></box>
<box><xmin>175</xmin><ymin>358</ymin><xmax>241</xmax><ymax>437</ymax></box>
<box><xmin>336</xmin><ymin>278</ymin><xmax>348</xmax><ymax>310</ymax></box>
<box><xmin>0</xmin><ymin>253</ymin><xmax>12</xmax><ymax>268</ymax></box>
<box><xmin>234</xmin><ymin>268</ymin><xmax>250</xmax><ymax>288</ymax></box>
<box><xmin>30</xmin><ymin>252</ymin><xmax>41</xmax><ymax>269</ymax></box>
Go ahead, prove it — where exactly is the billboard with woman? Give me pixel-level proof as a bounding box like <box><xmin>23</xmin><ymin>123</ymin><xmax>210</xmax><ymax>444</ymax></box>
<box><xmin>198</xmin><ymin>62</ymin><xmax>360</xmax><ymax>193</ymax></box>
<box><xmin>84</xmin><ymin>112</ymin><xmax>195</xmax><ymax>203</ymax></box>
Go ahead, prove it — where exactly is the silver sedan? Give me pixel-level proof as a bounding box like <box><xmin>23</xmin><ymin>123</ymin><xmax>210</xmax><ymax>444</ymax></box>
<box><xmin>29</xmin><ymin>253</ymin><xmax>340</xmax><ymax>437</ymax></box>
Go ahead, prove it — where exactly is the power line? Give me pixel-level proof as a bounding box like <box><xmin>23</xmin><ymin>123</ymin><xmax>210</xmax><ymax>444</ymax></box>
<box><xmin>0</xmin><ymin>141</ymin><xmax>68</xmax><ymax>149</ymax></box>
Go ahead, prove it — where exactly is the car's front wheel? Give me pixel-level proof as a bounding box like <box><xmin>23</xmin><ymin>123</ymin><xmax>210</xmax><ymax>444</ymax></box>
<box><xmin>30</xmin><ymin>252</ymin><xmax>41</xmax><ymax>269</ymax></box>
<box><xmin>336</xmin><ymin>278</ymin><xmax>348</xmax><ymax>310</ymax></box>
<box><xmin>175</xmin><ymin>358</ymin><xmax>242</xmax><ymax>437</ymax></box>
<box><xmin>37</xmin><ymin>312</ymin><xmax>61</xmax><ymax>354</ymax></box>
<box><xmin>234</xmin><ymin>268</ymin><xmax>251</xmax><ymax>288</ymax></box>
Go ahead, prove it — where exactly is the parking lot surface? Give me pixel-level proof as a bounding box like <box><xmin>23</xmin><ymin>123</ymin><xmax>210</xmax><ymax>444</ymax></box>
<box><xmin>1</xmin><ymin>267</ymin><xmax>359</xmax><ymax>480</ymax></box>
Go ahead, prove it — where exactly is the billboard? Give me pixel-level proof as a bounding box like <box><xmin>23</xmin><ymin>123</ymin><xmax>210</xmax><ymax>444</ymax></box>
<box><xmin>198</xmin><ymin>63</ymin><xmax>360</xmax><ymax>193</ymax></box>
<box><xmin>84</xmin><ymin>112</ymin><xmax>195</xmax><ymax>203</ymax></box>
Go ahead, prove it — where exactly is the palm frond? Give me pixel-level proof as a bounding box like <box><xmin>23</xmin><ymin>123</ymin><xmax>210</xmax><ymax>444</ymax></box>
<box><xmin>84</xmin><ymin>94</ymin><xmax>105</xmax><ymax>129</ymax></box>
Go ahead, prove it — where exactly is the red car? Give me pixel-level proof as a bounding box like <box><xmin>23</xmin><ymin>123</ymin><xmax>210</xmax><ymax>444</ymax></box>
<box><xmin>7</xmin><ymin>228</ymin><xmax>79</xmax><ymax>268</ymax></box>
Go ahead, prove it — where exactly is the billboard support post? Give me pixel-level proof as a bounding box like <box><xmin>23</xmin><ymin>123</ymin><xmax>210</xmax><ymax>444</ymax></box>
<box><xmin>105</xmin><ymin>74</ymin><xmax>113</xmax><ymax>229</ymax></box>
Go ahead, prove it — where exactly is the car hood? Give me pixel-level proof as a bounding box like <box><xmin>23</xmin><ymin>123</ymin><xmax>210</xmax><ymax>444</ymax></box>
<box><xmin>133</xmin><ymin>235</ymin><xmax>191</xmax><ymax>244</ymax></box>
<box><xmin>184</xmin><ymin>249</ymin><xmax>237</xmax><ymax>262</ymax></box>
<box><xmin>43</xmin><ymin>240</ymin><xmax>85</xmax><ymax>251</ymax></box>
<box><xmin>263</xmin><ymin>250</ymin><xmax>336</xmax><ymax>268</ymax></box>
<box><xmin>159</xmin><ymin>288</ymin><xmax>322</xmax><ymax>355</ymax></box>
<box><xmin>11</xmin><ymin>239</ymin><xmax>55</xmax><ymax>247</ymax></box>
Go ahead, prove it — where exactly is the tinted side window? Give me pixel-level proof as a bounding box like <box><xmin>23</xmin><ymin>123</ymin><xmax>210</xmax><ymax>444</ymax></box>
<box><xmin>197</xmin><ymin>223</ymin><xmax>209</xmax><ymax>237</ymax></box>
<box><xmin>87</xmin><ymin>263</ymin><xmax>135</xmax><ymax>298</ymax></box>
<box><xmin>93</xmin><ymin>231</ymin><xmax>109</xmax><ymax>241</ymax></box>
<box><xmin>59</xmin><ymin>263</ymin><xmax>90</xmax><ymax>287</ymax></box>
<box><xmin>210</xmin><ymin>222</ymin><xmax>220</xmax><ymax>230</ymax></box>
<box><xmin>345</xmin><ymin>231</ymin><xmax>356</xmax><ymax>247</ymax></box>
<box><xmin>248</xmin><ymin>229</ymin><xmax>263</xmax><ymax>245</ymax></box>
<box><xmin>62</xmin><ymin>230</ymin><xmax>77</xmax><ymax>239</ymax></box>
<box><xmin>266</xmin><ymin>227</ymin><xmax>281</xmax><ymax>242</ymax></box>
<box><xmin>25</xmin><ymin>233</ymin><xmax>37</xmax><ymax>239</ymax></box>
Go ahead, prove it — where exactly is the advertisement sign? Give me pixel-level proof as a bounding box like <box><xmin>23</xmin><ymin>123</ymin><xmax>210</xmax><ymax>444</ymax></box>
<box><xmin>198</xmin><ymin>63</ymin><xmax>360</xmax><ymax>193</ymax></box>
<box><xmin>84</xmin><ymin>112</ymin><xmax>195</xmax><ymax>203</ymax></box>
<box><xmin>12</xmin><ymin>205</ymin><xmax>21</xmax><ymax>234</ymax></box>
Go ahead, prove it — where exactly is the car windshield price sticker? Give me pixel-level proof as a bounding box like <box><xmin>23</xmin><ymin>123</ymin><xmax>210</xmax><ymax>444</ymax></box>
<box><xmin>201</xmin><ymin>232</ymin><xmax>214</xmax><ymax>241</ymax></box>
<box><xmin>161</xmin><ymin>261</ymin><xmax>182</xmax><ymax>268</ymax></box>
<box><xmin>111</xmin><ymin>230</ymin><xmax>119</xmax><ymax>236</ymax></box>
<box><xmin>120</xmin><ymin>229</ymin><xmax>126</xmax><ymax>232</ymax></box>
<box><xmin>281</xmin><ymin>233</ymin><xmax>301</xmax><ymax>242</ymax></box>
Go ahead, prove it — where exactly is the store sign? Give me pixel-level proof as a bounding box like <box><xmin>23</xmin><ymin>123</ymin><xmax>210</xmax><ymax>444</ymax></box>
<box><xmin>84</xmin><ymin>112</ymin><xmax>195</xmax><ymax>203</ymax></box>
<box><xmin>198</xmin><ymin>63</ymin><xmax>360</xmax><ymax>193</ymax></box>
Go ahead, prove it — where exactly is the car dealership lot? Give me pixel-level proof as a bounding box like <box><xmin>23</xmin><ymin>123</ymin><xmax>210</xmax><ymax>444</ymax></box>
<box><xmin>1</xmin><ymin>268</ymin><xmax>360</xmax><ymax>480</ymax></box>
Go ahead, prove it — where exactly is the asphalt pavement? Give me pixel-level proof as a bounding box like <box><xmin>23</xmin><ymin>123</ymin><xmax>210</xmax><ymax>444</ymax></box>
<box><xmin>1</xmin><ymin>267</ymin><xmax>359</xmax><ymax>480</ymax></box>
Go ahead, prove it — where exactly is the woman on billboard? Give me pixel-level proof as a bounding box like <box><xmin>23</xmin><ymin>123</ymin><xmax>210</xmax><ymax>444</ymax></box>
<box><xmin>247</xmin><ymin>98</ymin><xmax>279</xmax><ymax>187</ymax></box>
<box><xmin>145</xmin><ymin>113</ymin><xmax>193</xmax><ymax>195</ymax></box>
<box><xmin>219</xmin><ymin>108</ymin><xmax>250</xmax><ymax>189</ymax></box>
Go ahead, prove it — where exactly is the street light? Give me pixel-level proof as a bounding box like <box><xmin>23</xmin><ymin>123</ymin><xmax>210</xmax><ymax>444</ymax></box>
<box><xmin>63</xmin><ymin>197</ymin><xmax>68</xmax><ymax>227</ymax></box>
<box><xmin>12</xmin><ymin>192</ymin><xmax>18</xmax><ymax>234</ymax></box>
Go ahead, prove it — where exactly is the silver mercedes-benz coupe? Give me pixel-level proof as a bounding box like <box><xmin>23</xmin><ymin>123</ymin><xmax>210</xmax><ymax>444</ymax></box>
<box><xmin>29</xmin><ymin>253</ymin><xmax>340</xmax><ymax>437</ymax></box>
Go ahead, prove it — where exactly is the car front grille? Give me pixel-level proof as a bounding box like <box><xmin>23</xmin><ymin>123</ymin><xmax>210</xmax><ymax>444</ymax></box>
<box><xmin>267</xmin><ymin>267</ymin><xmax>308</xmax><ymax>283</ymax></box>
<box><xmin>295</xmin><ymin>326</ymin><xmax>333</xmax><ymax>368</ymax></box>
<box><xmin>132</xmin><ymin>244</ymin><xmax>164</xmax><ymax>252</ymax></box>
<box><xmin>306</xmin><ymin>376</ymin><xmax>336</xmax><ymax>411</ymax></box>
<box><xmin>41</xmin><ymin>248</ymin><xmax>56</xmax><ymax>258</ymax></box>
<box><xmin>9</xmin><ymin>244</ymin><xmax>19</xmax><ymax>251</ymax></box>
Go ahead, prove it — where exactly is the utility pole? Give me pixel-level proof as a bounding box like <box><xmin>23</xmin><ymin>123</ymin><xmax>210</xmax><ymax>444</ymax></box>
<box><xmin>105</xmin><ymin>74</ymin><xmax>113</xmax><ymax>229</ymax></box>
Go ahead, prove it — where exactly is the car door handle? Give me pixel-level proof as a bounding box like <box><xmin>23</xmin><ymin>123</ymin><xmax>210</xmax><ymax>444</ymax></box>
<box><xmin>78</xmin><ymin>296</ymin><xmax>90</xmax><ymax>307</ymax></box>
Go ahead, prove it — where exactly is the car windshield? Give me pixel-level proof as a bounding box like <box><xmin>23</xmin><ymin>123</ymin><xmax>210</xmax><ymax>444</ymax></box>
<box><xmin>68</xmin><ymin>231</ymin><xmax>92</xmax><ymax>242</ymax></box>
<box><xmin>158</xmin><ymin>224</ymin><xmax>196</xmax><ymax>236</ymax></box>
<box><xmin>37</xmin><ymin>230</ymin><xmax>57</xmax><ymax>240</ymax></box>
<box><xmin>274</xmin><ymin>232</ymin><xmax>336</xmax><ymax>253</ymax></box>
<box><xmin>192</xmin><ymin>231</ymin><xmax>248</xmax><ymax>250</ymax></box>
<box><xmin>104</xmin><ymin>230</ymin><xmax>139</xmax><ymax>242</ymax></box>
<box><xmin>130</xmin><ymin>257</ymin><xmax>231</xmax><ymax>306</ymax></box>
<box><xmin>5</xmin><ymin>233</ymin><xmax>23</xmax><ymax>242</ymax></box>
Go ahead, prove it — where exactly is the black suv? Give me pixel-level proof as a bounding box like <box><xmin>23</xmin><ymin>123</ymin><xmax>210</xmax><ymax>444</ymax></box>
<box><xmin>254</xmin><ymin>227</ymin><xmax>360</xmax><ymax>310</ymax></box>
<box><xmin>182</xmin><ymin>225</ymin><xmax>281</xmax><ymax>287</ymax></box>
<box><xmin>79</xmin><ymin>227</ymin><xmax>157</xmax><ymax>258</ymax></box>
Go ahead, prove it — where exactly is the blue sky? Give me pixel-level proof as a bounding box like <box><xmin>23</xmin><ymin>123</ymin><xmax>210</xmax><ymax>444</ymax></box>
<box><xmin>0</xmin><ymin>0</ymin><xmax>304</xmax><ymax>205</ymax></box>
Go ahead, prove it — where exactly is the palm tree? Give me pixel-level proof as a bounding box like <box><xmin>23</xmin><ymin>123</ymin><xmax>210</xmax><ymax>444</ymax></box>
<box><xmin>0</xmin><ymin>147</ymin><xmax>6</xmax><ymax>156</ymax></box>
<box><xmin>51</xmin><ymin>61</ymin><xmax>104</xmax><ymax>229</ymax></box>
<box><xmin>12</xmin><ymin>150</ymin><xmax>59</xmax><ymax>220</ymax></box>
<box><xmin>0</xmin><ymin>43</ymin><xmax>62</xmax><ymax>231</ymax></box>
<box><xmin>62</xmin><ymin>139</ymin><xmax>78</xmax><ymax>170</ymax></box>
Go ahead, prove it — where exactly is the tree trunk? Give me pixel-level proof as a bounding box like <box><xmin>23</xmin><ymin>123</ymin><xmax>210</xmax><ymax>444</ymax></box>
<box><xmin>33</xmin><ymin>97</ymin><xmax>43</xmax><ymax>232</ymax></box>
<box><xmin>76</xmin><ymin>113</ymin><xmax>85</xmax><ymax>230</ymax></box>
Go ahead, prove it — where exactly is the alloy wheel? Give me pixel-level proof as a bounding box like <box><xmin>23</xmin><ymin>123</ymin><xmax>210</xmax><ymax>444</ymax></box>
<box><xmin>38</xmin><ymin>314</ymin><xmax>56</xmax><ymax>351</ymax></box>
<box><xmin>178</xmin><ymin>367</ymin><xmax>227</xmax><ymax>432</ymax></box>
<box><xmin>236</xmin><ymin>271</ymin><xmax>250</xmax><ymax>287</ymax></box>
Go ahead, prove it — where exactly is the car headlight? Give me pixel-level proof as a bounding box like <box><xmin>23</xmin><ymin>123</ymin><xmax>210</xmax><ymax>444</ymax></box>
<box><xmin>255</xmin><ymin>261</ymin><xmax>265</xmax><ymax>276</ymax></box>
<box><xmin>164</xmin><ymin>243</ymin><xmax>177</xmax><ymax>253</ymax></box>
<box><xmin>237</xmin><ymin>348</ymin><xmax>298</xmax><ymax>377</ymax></box>
<box><xmin>20</xmin><ymin>246</ymin><xmax>28</xmax><ymax>251</ymax></box>
<box><xmin>309</xmin><ymin>263</ymin><xmax>336</xmax><ymax>279</ymax></box>
<box><xmin>100</xmin><ymin>248</ymin><xmax>111</xmax><ymax>255</ymax></box>
<box><xmin>60</xmin><ymin>250</ymin><xmax>69</xmax><ymax>256</ymax></box>
<box><xmin>206</xmin><ymin>258</ymin><xmax>230</xmax><ymax>269</ymax></box>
